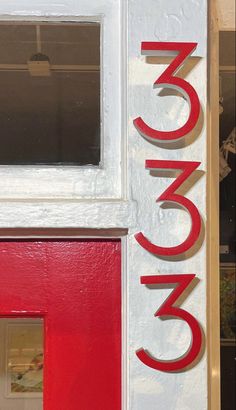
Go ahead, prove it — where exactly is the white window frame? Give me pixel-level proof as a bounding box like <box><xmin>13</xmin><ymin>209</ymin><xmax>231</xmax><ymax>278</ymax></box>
<box><xmin>0</xmin><ymin>1</ymin><xmax>124</xmax><ymax>200</ymax></box>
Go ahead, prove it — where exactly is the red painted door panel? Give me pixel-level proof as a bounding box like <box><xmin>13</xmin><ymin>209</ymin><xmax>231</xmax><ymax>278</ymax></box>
<box><xmin>0</xmin><ymin>240</ymin><xmax>121</xmax><ymax>410</ymax></box>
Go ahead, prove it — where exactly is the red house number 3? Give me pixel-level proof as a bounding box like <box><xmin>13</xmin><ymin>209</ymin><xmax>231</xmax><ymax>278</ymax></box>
<box><xmin>134</xmin><ymin>42</ymin><xmax>203</xmax><ymax>372</ymax></box>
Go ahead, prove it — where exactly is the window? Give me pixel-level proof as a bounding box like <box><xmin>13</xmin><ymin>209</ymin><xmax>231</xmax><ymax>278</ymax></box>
<box><xmin>0</xmin><ymin>5</ymin><xmax>122</xmax><ymax>199</ymax></box>
<box><xmin>0</xmin><ymin>22</ymin><xmax>100</xmax><ymax>165</ymax></box>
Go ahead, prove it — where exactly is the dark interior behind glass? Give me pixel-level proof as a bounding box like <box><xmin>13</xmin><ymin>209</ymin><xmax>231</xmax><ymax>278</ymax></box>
<box><xmin>219</xmin><ymin>30</ymin><xmax>236</xmax><ymax>410</ymax></box>
<box><xmin>0</xmin><ymin>22</ymin><xmax>100</xmax><ymax>165</ymax></box>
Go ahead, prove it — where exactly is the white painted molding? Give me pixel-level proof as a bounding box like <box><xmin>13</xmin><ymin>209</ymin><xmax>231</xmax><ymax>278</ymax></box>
<box><xmin>0</xmin><ymin>200</ymin><xmax>137</xmax><ymax>228</ymax></box>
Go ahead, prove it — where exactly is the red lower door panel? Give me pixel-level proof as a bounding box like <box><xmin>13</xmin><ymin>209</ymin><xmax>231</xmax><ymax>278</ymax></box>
<box><xmin>0</xmin><ymin>240</ymin><xmax>121</xmax><ymax>410</ymax></box>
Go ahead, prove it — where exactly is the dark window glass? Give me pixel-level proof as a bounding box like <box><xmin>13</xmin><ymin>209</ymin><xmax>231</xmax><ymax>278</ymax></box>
<box><xmin>0</xmin><ymin>22</ymin><xmax>100</xmax><ymax>165</ymax></box>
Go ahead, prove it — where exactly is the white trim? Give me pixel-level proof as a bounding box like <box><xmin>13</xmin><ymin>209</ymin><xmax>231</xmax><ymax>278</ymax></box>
<box><xmin>0</xmin><ymin>200</ymin><xmax>137</xmax><ymax>229</ymax></box>
<box><xmin>120</xmin><ymin>0</ymin><xmax>128</xmax><ymax>201</ymax></box>
<box><xmin>0</xmin><ymin>9</ymin><xmax>123</xmax><ymax>200</ymax></box>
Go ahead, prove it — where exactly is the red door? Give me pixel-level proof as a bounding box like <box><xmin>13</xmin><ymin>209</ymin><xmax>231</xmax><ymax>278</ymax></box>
<box><xmin>0</xmin><ymin>240</ymin><xmax>121</xmax><ymax>410</ymax></box>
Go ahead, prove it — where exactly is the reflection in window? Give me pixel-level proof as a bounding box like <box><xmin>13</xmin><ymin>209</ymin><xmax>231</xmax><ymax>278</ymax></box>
<box><xmin>219</xmin><ymin>30</ymin><xmax>236</xmax><ymax>410</ymax></box>
<box><xmin>0</xmin><ymin>22</ymin><xmax>100</xmax><ymax>165</ymax></box>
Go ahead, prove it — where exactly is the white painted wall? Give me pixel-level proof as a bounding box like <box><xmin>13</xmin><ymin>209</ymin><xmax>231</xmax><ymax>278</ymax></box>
<box><xmin>0</xmin><ymin>1</ymin><xmax>208</xmax><ymax>409</ymax></box>
<box><xmin>127</xmin><ymin>1</ymin><xmax>208</xmax><ymax>409</ymax></box>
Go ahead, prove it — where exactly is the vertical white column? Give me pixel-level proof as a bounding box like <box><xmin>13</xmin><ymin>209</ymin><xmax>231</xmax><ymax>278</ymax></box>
<box><xmin>127</xmin><ymin>1</ymin><xmax>208</xmax><ymax>409</ymax></box>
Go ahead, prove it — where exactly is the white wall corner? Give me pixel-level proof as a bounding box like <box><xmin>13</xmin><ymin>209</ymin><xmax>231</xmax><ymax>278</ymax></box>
<box><xmin>127</xmin><ymin>1</ymin><xmax>208</xmax><ymax>409</ymax></box>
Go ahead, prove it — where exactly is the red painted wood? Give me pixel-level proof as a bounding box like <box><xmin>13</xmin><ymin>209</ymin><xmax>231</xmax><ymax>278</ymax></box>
<box><xmin>0</xmin><ymin>240</ymin><xmax>121</xmax><ymax>410</ymax></box>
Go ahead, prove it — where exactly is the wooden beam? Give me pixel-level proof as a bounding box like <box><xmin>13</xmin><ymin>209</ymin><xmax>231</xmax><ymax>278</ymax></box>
<box><xmin>219</xmin><ymin>65</ymin><xmax>236</xmax><ymax>72</ymax></box>
<box><xmin>207</xmin><ymin>1</ymin><xmax>221</xmax><ymax>410</ymax></box>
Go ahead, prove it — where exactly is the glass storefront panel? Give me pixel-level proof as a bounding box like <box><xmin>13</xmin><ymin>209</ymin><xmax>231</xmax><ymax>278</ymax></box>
<box><xmin>219</xmin><ymin>30</ymin><xmax>236</xmax><ymax>410</ymax></box>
